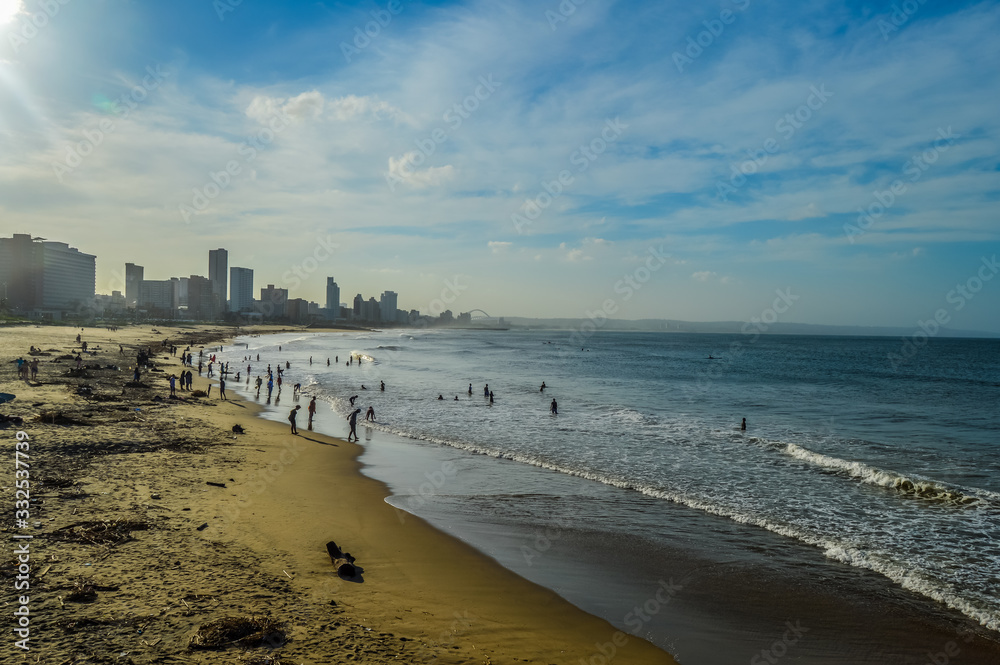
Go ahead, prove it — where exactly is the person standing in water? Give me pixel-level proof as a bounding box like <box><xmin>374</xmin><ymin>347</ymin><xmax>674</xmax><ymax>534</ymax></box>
<box><xmin>308</xmin><ymin>397</ymin><xmax>317</xmax><ymax>429</ymax></box>
<box><xmin>550</xmin><ymin>399</ymin><xmax>558</xmax><ymax>414</ymax></box>
<box><xmin>347</xmin><ymin>408</ymin><xmax>361</xmax><ymax>441</ymax></box>
<box><xmin>468</xmin><ymin>383</ymin><xmax>472</xmax><ymax>395</ymax></box>
<box><xmin>365</xmin><ymin>406</ymin><xmax>376</xmax><ymax>421</ymax></box>
<box><xmin>741</xmin><ymin>417</ymin><xmax>747</xmax><ymax>431</ymax></box>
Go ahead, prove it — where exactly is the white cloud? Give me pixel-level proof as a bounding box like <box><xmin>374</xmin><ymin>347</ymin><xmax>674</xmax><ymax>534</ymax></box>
<box><xmin>488</xmin><ymin>241</ymin><xmax>512</xmax><ymax>254</ymax></box>
<box><xmin>692</xmin><ymin>271</ymin><xmax>717</xmax><ymax>282</ymax></box>
<box><xmin>386</xmin><ymin>152</ymin><xmax>455</xmax><ymax>188</ymax></box>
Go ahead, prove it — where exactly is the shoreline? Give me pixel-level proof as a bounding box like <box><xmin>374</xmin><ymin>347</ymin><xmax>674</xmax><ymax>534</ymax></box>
<box><xmin>0</xmin><ymin>323</ymin><xmax>674</xmax><ymax>663</ymax></box>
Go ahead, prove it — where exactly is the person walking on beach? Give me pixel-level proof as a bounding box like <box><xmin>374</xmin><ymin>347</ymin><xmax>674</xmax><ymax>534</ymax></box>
<box><xmin>308</xmin><ymin>397</ymin><xmax>317</xmax><ymax>429</ymax></box>
<box><xmin>267</xmin><ymin>377</ymin><xmax>274</xmax><ymax>399</ymax></box>
<box><xmin>347</xmin><ymin>408</ymin><xmax>361</xmax><ymax>441</ymax></box>
<box><xmin>550</xmin><ymin>398</ymin><xmax>558</xmax><ymax>415</ymax></box>
<box><xmin>365</xmin><ymin>406</ymin><xmax>376</xmax><ymax>422</ymax></box>
<box><xmin>288</xmin><ymin>405</ymin><xmax>301</xmax><ymax>434</ymax></box>
<box><xmin>219</xmin><ymin>377</ymin><xmax>227</xmax><ymax>400</ymax></box>
<box><xmin>169</xmin><ymin>374</ymin><xmax>176</xmax><ymax>397</ymax></box>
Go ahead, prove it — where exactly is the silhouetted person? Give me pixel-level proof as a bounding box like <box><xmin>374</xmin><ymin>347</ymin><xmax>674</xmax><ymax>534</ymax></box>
<box><xmin>551</xmin><ymin>399</ymin><xmax>558</xmax><ymax>415</ymax></box>
<box><xmin>741</xmin><ymin>418</ymin><xmax>746</xmax><ymax>431</ymax></box>
<box><xmin>365</xmin><ymin>406</ymin><xmax>375</xmax><ymax>421</ymax></box>
<box><xmin>347</xmin><ymin>408</ymin><xmax>361</xmax><ymax>441</ymax></box>
<box><xmin>288</xmin><ymin>405</ymin><xmax>301</xmax><ymax>434</ymax></box>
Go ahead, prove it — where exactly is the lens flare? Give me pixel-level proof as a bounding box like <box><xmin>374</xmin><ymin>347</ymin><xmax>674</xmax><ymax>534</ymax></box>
<box><xmin>0</xmin><ymin>0</ymin><xmax>21</xmax><ymax>26</ymax></box>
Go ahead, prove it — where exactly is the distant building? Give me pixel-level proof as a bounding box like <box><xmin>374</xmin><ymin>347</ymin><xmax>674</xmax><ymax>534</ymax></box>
<box><xmin>229</xmin><ymin>267</ymin><xmax>254</xmax><ymax>312</ymax></box>
<box><xmin>138</xmin><ymin>278</ymin><xmax>180</xmax><ymax>314</ymax></box>
<box><xmin>208</xmin><ymin>248</ymin><xmax>228</xmax><ymax>309</ymax></box>
<box><xmin>286</xmin><ymin>298</ymin><xmax>311</xmax><ymax>323</ymax></box>
<box><xmin>187</xmin><ymin>275</ymin><xmax>217</xmax><ymax>320</ymax></box>
<box><xmin>0</xmin><ymin>234</ymin><xmax>96</xmax><ymax>315</ymax></box>
<box><xmin>457</xmin><ymin>312</ymin><xmax>472</xmax><ymax>324</ymax></box>
<box><xmin>353</xmin><ymin>294</ymin><xmax>364</xmax><ymax>318</ymax></box>
<box><xmin>364</xmin><ymin>297</ymin><xmax>381</xmax><ymax>323</ymax></box>
<box><xmin>379</xmin><ymin>290</ymin><xmax>398</xmax><ymax>323</ymax></box>
<box><xmin>259</xmin><ymin>284</ymin><xmax>288</xmax><ymax>318</ymax></box>
<box><xmin>325</xmin><ymin>277</ymin><xmax>340</xmax><ymax>320</ymax></box>
<box><xmin>125</xmin><ymin>263</ymin><xmax>143</xmax><ymax>308</ymax></box>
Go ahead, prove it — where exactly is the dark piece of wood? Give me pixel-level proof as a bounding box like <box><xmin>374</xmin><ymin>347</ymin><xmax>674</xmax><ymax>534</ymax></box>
<box><xmin>206</xmin><ymin>481</ymin><xmax>226</xmax><ymax>488</ymax></box>
<box><xmin>326</xmin><ymin>541</ymin><xmax>357</xmax><ymax>577</ymax></box>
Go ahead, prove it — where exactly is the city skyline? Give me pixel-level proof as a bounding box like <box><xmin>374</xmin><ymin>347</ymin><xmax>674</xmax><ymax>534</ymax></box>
<box><xmin>0</xmin><ymin>1</ymin><xmax>998</xmax><ymax>332</ymax></box>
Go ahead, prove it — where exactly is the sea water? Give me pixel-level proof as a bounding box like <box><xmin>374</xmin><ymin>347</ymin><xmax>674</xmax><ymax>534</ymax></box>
<box><xmin>221</xmin><ymin>329</ymin><xmax>1000</xmax><ymax>663</ymax></box>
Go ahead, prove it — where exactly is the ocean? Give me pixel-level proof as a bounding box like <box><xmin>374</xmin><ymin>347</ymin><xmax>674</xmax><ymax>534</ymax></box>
<box><xmin>218</xmin><ymin>329</ymin><xmax>1000</xmax><ymax>664</ymax></box>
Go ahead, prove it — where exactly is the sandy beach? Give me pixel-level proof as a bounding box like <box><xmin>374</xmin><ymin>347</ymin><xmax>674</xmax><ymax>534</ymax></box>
<box><xmin>0</xmin><ymin>323</ymin><xmax>674</xmax><ymax>664</ymax></box>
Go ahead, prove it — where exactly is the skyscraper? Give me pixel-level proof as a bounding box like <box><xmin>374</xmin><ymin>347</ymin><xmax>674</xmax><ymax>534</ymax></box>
<box><xmin>0</xmin><ymin>234</ymin><xmax>95</xmax><ymax>313</ymax></box>
<box><xmin>379</xmin><ymin>290</ymin><xmax>398</xmax><ymax>323</ymax></box>
<box><xmin>229</xmin><ymin>267</ymin><xmax>254</xmax><ymax>312</ymax></box>
<box><xmin>208</xmin><ymin>248</ymin><xmax>228</xmax><ymax>310</ymax></box>
<box><xmin>326</xmin><ymin>277</ymin><xmax>340</xmax><ymax>320</ymax></box>
<box><xmin>187</xmin><ymin>275</ymin><xmax>217</xmax><ymax>321</ymax></box>
<box><xmin>125</xmin><ymin>263</ymin><xmax>144</xmax><ymax>308</ymax></box>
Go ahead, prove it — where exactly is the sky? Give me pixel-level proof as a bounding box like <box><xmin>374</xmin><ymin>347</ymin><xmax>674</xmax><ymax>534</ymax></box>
<box><xmin>1</xmin><ymin>0</ymin><xmax>998</xmax><ymax>332</ymax></box>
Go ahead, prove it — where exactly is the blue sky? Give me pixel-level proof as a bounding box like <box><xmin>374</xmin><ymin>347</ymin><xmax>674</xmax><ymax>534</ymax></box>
<box><xmin>1</xmin><ymin>0</ymin><xmax>998</xmax><ymax>332</ymax></box>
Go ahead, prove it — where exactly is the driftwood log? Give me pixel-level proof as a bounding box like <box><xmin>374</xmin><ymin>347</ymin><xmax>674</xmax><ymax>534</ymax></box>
<box><xmin>326</xmin><ymin>541</ymin><xmax>357</xmax><ymax>577</ymax></box>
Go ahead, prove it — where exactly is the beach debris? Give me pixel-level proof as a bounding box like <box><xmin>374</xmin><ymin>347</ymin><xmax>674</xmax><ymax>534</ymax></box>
<box><xmin>326</xmin><ymin>541</ymin><xmax>359</xmax><ymax>578</ymax></box>
<box><xmin>34</xmin><ymin>410</ymin><xmax>89</xmax><ymax>426</ymax></box>
<box><xmin>54</xmin><ymin>519</ymin><xmax>150</xmax><ymax>546</ymax></box>
<box><xmin>191</xmin><ymin>390</ymin><xmax>208</xmax><ymax>397</ymax></box>
<box><xmin>206</xmin><ymin>481</ymin><xmax>227</xmax><ymax>488</ymax></box>
<box><xmin>232</xmin><ymin>424</ymin><xmax>246</xmax><ymax>434</ymax></box>
<box><xmin>189</xmin><ymin>615</ymin><xmax>286</xmax><ymax>650</ymax></box>
<box><xmin>66</xmin><ymin>583</ymin><xmax>98</xmax><ymax>603</ymax></box>
<box><xmin>197</xmin><ymin>523</ymin><xmax>209</xmax><ymax>531</ymax></box>
<box><xmin>239</xmin><ymin>654</ymin><xmax>285</xmax><ymax>665</ymax></box>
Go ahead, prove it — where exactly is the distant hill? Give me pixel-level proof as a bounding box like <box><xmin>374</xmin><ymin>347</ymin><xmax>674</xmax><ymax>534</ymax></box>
<box><xmin>499</xmin><ymin>318</ymin><xmax>1000</xmax><ymax>339</ymax></box>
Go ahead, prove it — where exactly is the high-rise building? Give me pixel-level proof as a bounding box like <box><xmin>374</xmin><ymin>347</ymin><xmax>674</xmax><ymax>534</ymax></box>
<box><xmin>229</xmin><ymin>267</ymin><xmax>254</xmax><ymax>312</ymax></box>
<box><xmin>138</xmin><ymin>278</ymin><xmax>179</xmax><ymax>314</ymax></box>
<box><xmin>125</xmin><ymin>263</ymin><xmax>144</xmax><ymax>308</ymax></box>
<box><xmin>325</xmin><ymin>277</ymin><xmax>340</xmax><ymax>319</ymax></box>
<box><xmin>0</xmin><ymin>234</ymin><xmax>95</xmax><ymax>313</ymax></box>
<box><xmin>208</xmin><ymin>248</ymin><xmax>228</xmax><ymax>309</ymax></box>
<box><xmin>379</xmin><ymin>290</ymin><xmax>398</xmax><ymax>323</ymax></box>
<box><xmin>259</xmin><ymin>284</ymin><xmax>288</xmax><ymax>318</ymax></box>
<box><xmin>187</xmin><ymin>275</ymin><xmax>217</xmax><ymax>320</ymax></box>
<box><xmin>364</xmin><ymin>297</ymin><xmax>381</xmax><ymax>322</ymax></box>
<box><xmin>353</xmin><ymin>293</ymin><xmax>364</xmax><ymax>317</ymax></box>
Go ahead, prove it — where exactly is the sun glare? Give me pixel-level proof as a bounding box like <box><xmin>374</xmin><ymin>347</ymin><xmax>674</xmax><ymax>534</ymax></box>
<box><xmin>0</xmin><ymin>0</ymin><xmax>21</xmax><ymax>26</ymax></box>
